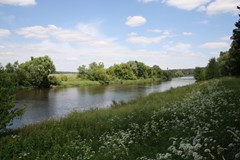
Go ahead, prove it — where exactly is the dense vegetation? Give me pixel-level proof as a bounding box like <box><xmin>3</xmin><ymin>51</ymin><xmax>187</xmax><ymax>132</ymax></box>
<box><xmin>194</xmin><ymin>7</ymin><xmax>240</xmax><ymax>81</ymax></box>
<box><xmin>0</xmin><ymin>77</ymin><xmax>240</xmax><ymax>159</ymax></box>
<box><xmin>77</xmin><ymin>61</ymin><xmax>175</xmax><ymax>84</ymax></box>
<box><xmin>0</xmin><ymin>67</ymin><xmax>24</xmax><ymax>131</ymax></box>
<box><xmin>2</xmin><ymin>56</ymin><xmax>56</xmax><ymax>88</ymax></box>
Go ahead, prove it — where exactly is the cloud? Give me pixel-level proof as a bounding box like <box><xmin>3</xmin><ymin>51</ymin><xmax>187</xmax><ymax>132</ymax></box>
<box><xmin>16</xmin><ymin>25</ymin><xmax>50</xmax><ymax>39</ymax></box>
<box><xmin>137</xmin><ymin>0</ymin><xmax>159</xmax><ymax>3</ymax></box>
<box><xmin>0</xmin><ymin>0</ymin><xmax>36</xmax><ymax>6</ymax></box>
<box><xmin>0</xmin><ymin>28</ymin><xmax>11</xmax><ymax>37</ymax></box>
<box><xmin>200</xmin><ymin>42</ymin><xmax>230</xmax><ymax>49</ymax></box>
<box><xmin>125</xmin><ymin>16</ymin><xmax>146</xmax><ymax>27</ymax></box>
<box><xmin>182</xmin><ymin>32</ymin><xmax>193</xmax><ymax>36</ymax></box>
<box><xmin>126</xmin><ymin>34</ymin><xmax>165</xmax><ymax>44</ymax></box>
<box><xmin>15</xmin><ymin>24</ymin><xmax>114</xmax><ymax>47</ymax></box>
<box><xmin>162</xmin><ymin>0</ymin><xmax>240</xmax><ymax>14</ymax></box>
<box><xmin>148</xmin><ymin>29</ymin><xmax>162</xmax><ymax>33</ymax></box>
<box><xmin>204</xmin><ymin>0</ymin><xmax>240</xmax><ymax>15</ymax></box>
<box><xmin>163</xmin><ymin>0</ymin><xmax>210</xmax><ymax>10</ymax></box>
<box><xmin>220</xmin><ymin>36</ymin><xmax>231</xmax><ymax>41</ymax></box>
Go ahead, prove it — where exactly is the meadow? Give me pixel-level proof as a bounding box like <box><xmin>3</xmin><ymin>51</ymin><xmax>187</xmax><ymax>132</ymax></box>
<box><xmin>0</xmin><ymin>77</ymin><xmax>239</xmax><ymax>160</ymax></box>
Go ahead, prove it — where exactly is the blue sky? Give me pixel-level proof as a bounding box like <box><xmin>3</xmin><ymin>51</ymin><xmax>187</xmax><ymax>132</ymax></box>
<box><xmin>0</xmin><ymin>0</ymin><xmax>239</xmax><ymax>71</ymax></box>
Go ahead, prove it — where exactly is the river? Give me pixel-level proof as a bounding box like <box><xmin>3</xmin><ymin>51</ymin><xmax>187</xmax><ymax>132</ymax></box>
<box><xmin>10</xmin><ymin>77</ymin><xmax>195</xmax><ymax>129</ymax></box>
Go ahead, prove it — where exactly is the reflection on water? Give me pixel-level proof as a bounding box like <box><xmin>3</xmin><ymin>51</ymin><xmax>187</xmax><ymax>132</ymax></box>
<box><xmin>10</xmin><ymin>77</ymin><xmax>195</xmax><ymax>129</ymax></box>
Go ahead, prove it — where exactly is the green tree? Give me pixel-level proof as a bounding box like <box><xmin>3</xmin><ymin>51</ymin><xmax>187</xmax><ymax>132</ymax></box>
<box><xmin>77</xmin><ymin>65</ymin><xmax>88</xmax><ymax>79</ymax></box>
<box><xmin>87</xmin><ymin>62</ymin><xmax>109</xmax><ymax>82</ymax></box>
<box><xmin>205</xmin><ymin>58</ymin><xmax>220</xmax><ymax>80</ymax></box>
<box><xmin>107</xmin><ymin>63</ymin><xmax>137</xmax><ymax>80</ymax></box>
<box><xmin>0</xmin><ymin>69</ymin><xmax>24</xmax><ymax>131</ymax></box>
<box><xmin>17</xmin><ymin>56</ymin><xmax>56</xmax><ymax>88</ymax></box>
<box><xmin>151</xmin><ymin>65</ymin><xmax>163</xmax><ymax>78</ymax></box>
<box><xmin>174</xmin><ymin>70</ymin><xmax>184</xmax><ymax>77</ymax></box>
<box><xmin>194</xmin><ymin>67</ymin><xmax>205</xmax><ymax>81</ymax></box>
<box><xmin>227</xmin><ymin>6</ymin><xmax>240</xmax><ymax>76</ymax></box>
<box><xmin>217</xmin><ymin>51</ymin><xmax>230</xmax><ymax>76</ymax></box>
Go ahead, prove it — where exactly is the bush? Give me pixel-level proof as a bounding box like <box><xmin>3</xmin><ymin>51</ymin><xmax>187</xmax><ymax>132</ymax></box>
<box><xmin>48</xmin><ymin>76</ymin><xmax>61</xmax><ymax>86</ymax></box>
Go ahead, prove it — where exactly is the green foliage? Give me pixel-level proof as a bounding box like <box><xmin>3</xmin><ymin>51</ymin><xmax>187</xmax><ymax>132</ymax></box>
<box><xmin>217</xmin><ymin>51</ymin><xmax>230</xmax><ymax>76</ymax></box>
<box><xmin>193</xmin><ymin>67</ymin><xmax>205</xmax><ymax>81</ymax></box>
<box><xmin>107</xmin><ymin>63</ymin><xmax>137</xmax><ymax>80</ymax></box>
<box><xmin>17</xmin><ymin>56</ymin><xmax>56</xmax><ymax>88</ymax></box>
<box><xmin>48</xmin><ymin>76</ymin><xmax>61</xmax><ymax>86</ymax></box>
<box><xmin>205</xmin><ymin>58</ymin><xmax>220</xmax><ymax>80</ymax></box>
<box><xmin>174</xmin><ymin>70</ymin><xmax>184</xmax><ymax>77</ymax></box>
<box><xmin>227</xmin><ymin>7</ymin><xmax>240</xmax><ymax>76</ymax></box>
<box><xmin>78</xmin><ymin>61</ymin><xmax>169</xmax><ymax>83</ymax></box>
<box><xmin>0</xmin><ymin>69</ymin><xmax>24</xmax><ymax>131</ymax></box>
<box><xmin>60</xmin><ymin>75</ymin><xmax>68</xmax><ymax>81</ymax></box>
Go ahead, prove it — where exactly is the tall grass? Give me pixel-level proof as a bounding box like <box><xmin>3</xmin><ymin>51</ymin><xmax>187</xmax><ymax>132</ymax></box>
<box><xmin>0</xmin><ymin>77</ymin><xmax>240</xmax><ymax>159</ymax></box>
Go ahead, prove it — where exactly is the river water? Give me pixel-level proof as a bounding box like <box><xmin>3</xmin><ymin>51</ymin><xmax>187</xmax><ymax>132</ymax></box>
<box><xmin>10</xmin><ymin>77</ymin><xmax>195</xmax><ymax>129</ymax></box>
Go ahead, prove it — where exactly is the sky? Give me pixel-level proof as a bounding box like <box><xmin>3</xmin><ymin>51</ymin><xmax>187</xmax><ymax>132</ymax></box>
<box><xmin>0</xmin><ymin>0</ymin><xmax>239</xmax><ymax>71</ymax></box>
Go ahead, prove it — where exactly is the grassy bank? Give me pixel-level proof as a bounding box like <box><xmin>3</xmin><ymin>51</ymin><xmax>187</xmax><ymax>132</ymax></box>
<box><xmin>51</xmin><ymin>73</ymin><xmax>163</xmax><ymax>88</ymax></box>
<box><xmin>1</xmin><ymin>77</ymin><xmax>240</xmax><ymax>159</ymax></box>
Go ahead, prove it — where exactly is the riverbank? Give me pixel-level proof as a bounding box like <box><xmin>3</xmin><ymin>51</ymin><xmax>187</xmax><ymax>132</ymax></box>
<box><xmin>1</xmin><ymin>77</ymin><xmax>240</xmax><ymax>159</ymax></box>
<box><xmin>51</xmin><ymin>73</ymin><xmax>165</xmax><ymax>88</ymax></box>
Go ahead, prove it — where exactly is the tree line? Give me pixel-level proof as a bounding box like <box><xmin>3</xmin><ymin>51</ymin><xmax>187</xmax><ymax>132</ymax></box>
<box><xmin>194</xmin><ymin>7</ymin><xmax>240</xmax><ymax>81</ymax></box>
<box><xmin>77</xmin><ymin>61</ymin><xmax>175</xmax><ymax>84</ymax></box>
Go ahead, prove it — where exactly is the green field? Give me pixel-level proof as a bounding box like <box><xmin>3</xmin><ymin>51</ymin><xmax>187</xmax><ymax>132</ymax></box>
<box><xmin>0</xmin><ymin>77</ymin><xmax>240</xmax><ymax>159</ymax></box>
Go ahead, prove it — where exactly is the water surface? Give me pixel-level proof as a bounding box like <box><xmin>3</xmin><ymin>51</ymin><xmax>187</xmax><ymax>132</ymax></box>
<box><xmin>11</xmin><ymin>77</ymin><xmax>195</xmax><ymax>128</ymax></box>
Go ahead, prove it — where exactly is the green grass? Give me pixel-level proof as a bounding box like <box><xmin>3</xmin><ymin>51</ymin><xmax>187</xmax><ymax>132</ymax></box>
<box><xmin>0</xmin><ymin>77</ymin><xmax>240</xmax><ymax>159</ymax></box>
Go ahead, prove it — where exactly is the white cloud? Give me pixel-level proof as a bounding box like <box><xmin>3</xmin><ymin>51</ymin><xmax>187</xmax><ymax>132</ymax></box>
<box><xmin>182</xmin><ymin>32</ymin><xmax>193</xmax><ymax>36</ymax></box>
<box><xmin>204</xmin><ymin>0</ymin><xmax>240</xmax><ymax>15</ymax></box>
<box><xmin>162</xmin><ymin>0</ymin><xmax>240</xmax><ymax>14</ymax></box>
<box><xmin>16</xmin><ymin>25</ymin><xmax>51</xmax><ymax>39</ymax></box>
<box><xmin>0</xmin><ymin>28</ymin><xmax>11</xmax><ymax>37</ymax></box>
<box><xmin>220</xmin><ymin>36</ymin><xmax>231</xmax><ymax>41</ymax></box>
<box><xmin>15</xmin><ymin>24</ymin><xmax>114</xmax><ymax>47</ymax></box>
<box><xmin>148</xmin><ymin>29</ymin><xmax>162</xmax><ymax>33</ymax></box>
<box><xmin>127</xmin><ymin>35</ymin><xmax>165</xmax><ymax>44</ymax></box>
<box><xmin>0</xmin><ymin>0</ymin><xmax>36</xmax><ymax>6</ymax></box>
<box><xmin>137</xmin><ymin>0</ymin><xmax>159</xmax><ymax>3</ymax></box>
<box><xmin>163</xmin><ymin>0</ymin><xmax>210</xmax><ymax>10</ymax></box>
<box><xmin>200</xmin><ymin>42</ymin><xmax>230</xmax><ymax>49</ymax></box>
<box><xmin>125</xmin><ymin>16</ymin><xmax>146</xmax><ymax>27</ymax></box>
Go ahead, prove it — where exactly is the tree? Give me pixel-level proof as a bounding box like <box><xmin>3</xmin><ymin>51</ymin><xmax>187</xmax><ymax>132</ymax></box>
<box><xmin>0</xmin><ymin>69</ymin><xmax>24</xmax><ymax>131</ymax></box>
<box><xmin>87</xmin><ymin>62</ymin><xmax>109</xmax><ymax>82</ymax></box>
<box><xmin>205</xmin><ymin>58</ymin><xmax>220</xmax><ymax>80</ymax></box>
<box><xmin>227</xmin><ymin>6</ymin><xmax>240</xmax><ymax>76</ymax></box>
<box><xmin>174</xmin><ymin>70</ymin><xmax>184</xmax><ymax>77</ymax></box>
<box><xmin>194</xmin><ymin>67</ymin><xmax>205</xmax><ymax>81</ymax></box>
<box><xmin>107</xmin><ymin>63</ymin><xmax>137</xmax><ymax>80</ymax></box>
<box><xmin>217</xmin><ymin>51</ymin><xmax>230</xmax><ymax>76</ymax></box>
<box><xmin>17</xmin><ymin>56</ymin><xmax>56</xmax><ymax>88</ymax></box>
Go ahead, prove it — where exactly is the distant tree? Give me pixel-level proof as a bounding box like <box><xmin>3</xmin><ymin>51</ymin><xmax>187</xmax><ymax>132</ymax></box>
<box><xmin>227</xmin><ymin>6</ymin><xmax>240</xmax><ymax>76</ymax></box>
<box><xmin>174</xmin><ymin>70</ymin><xmax>184</xmax><ymax>77</ymax></box>
<box><xmin>151</xmin><ymin>65</ymin><xmax>163</xmax><ymax>78</ymax></box>
<box><xmin>205</xmin><ymin>58</ymin><xmax>220</xmax><ymax>80</ymax></box>
<box><xmin>0</xmin><ymin>69</ymin><xmax>24</xmax><ymax>131</ymax></box>
<box><xmin>107</xmin><ymin>63</ymin><xmax>137</xmax><ymax>80</ymax></box>
<box><xmin>194</xmin><ymin>67</ymin><xmax>205</xmax><ymax>81</ymax></box>
<box><xmin>87</xmin><ymin>62</ymin><xmax>109</xmax><ymax>82</ymax></box>
<box><xmin>77</xmin><ymin>65</ymin><xmax>88</xmax><ymax>79</ymax></box>
<box><xmin>17</xmin><ymin>56</ymin><xmax>56</xmax><ymax>88</ymax></box>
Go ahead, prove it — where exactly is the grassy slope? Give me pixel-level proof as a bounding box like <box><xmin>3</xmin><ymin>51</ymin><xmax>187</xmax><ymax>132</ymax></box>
<box><xmin>0</xmin><ymin>77</ymin><xmax>240</xmax><ymax>159</ymax></box>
